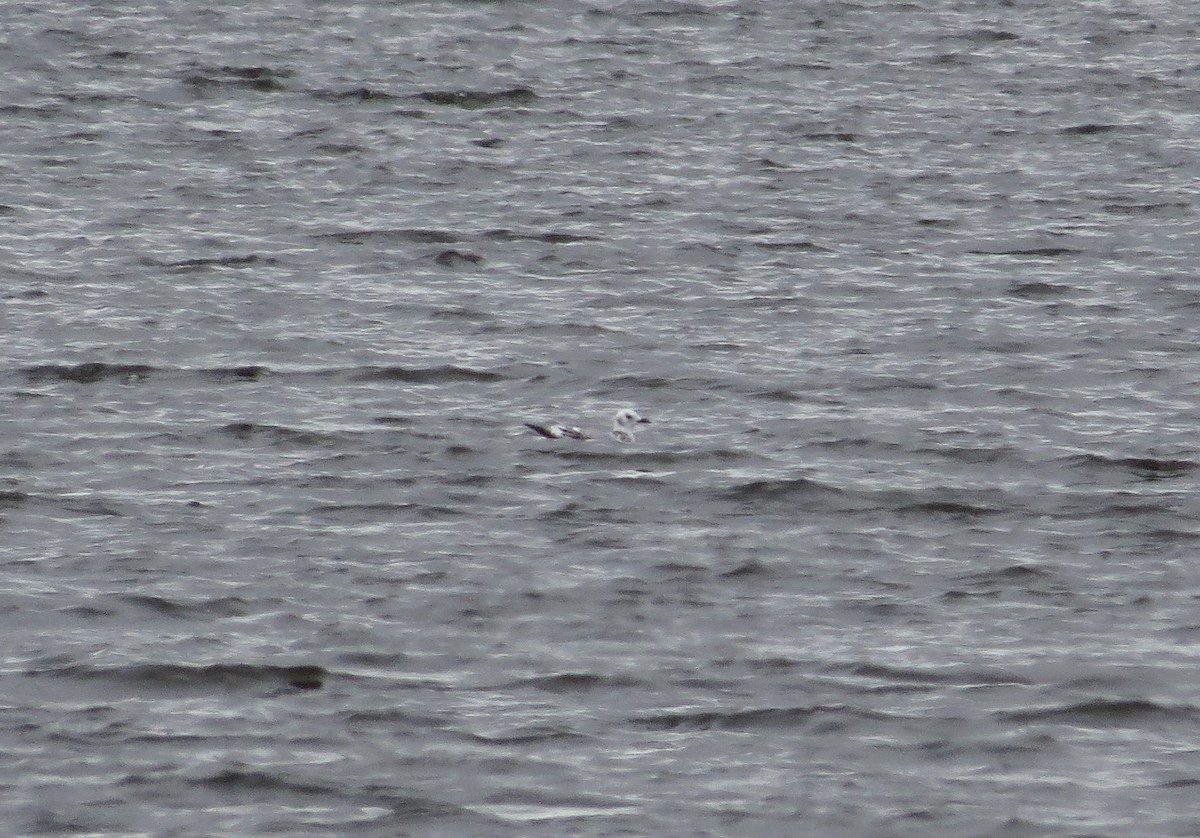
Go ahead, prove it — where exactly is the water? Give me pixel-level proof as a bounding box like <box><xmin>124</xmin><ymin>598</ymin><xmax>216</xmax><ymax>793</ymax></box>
<box><xmin>3</xmin><ymin>1</ymin><xmax>1200</xmax><ymax>835</ymax></box>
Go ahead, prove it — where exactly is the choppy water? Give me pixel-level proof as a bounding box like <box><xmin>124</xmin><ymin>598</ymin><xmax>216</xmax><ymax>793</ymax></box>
<box><xmin>3</xmin><ymin>1</ymin><xmax>1200</xmax><ymax>835</ymax></box>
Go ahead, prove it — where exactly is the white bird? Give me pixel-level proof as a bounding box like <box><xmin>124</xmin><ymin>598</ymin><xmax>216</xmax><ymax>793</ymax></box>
<box><xmin>524</xmin><ymin>408</ymin><xmax>652</xmax><ymax>444</ymax></box>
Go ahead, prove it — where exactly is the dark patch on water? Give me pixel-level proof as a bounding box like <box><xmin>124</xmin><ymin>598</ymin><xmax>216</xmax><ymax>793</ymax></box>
<box><xmin>26</xmin><ymin>662</ymin><xmax>327</xmax><ymax>692</ymax></box>
<box><xmin>23</xmin><ymin>362</ymin><xmax>153</xmax><ymax>384</ymax></box>
<box><xmin>632</xmin><ymin>704</ymin><xmax>887</xmax><ymax>732</ymax></box>
<box><xmin>998</xmin><ymin>699</ymin><xmax>1200</xmax><ymax>727</ymax></box>
<box><xmin>355</xmin><ymin>364</ymin><xmax>509</xmax><ymax>384</ymax></box>
<box><xmin>434</xmin><ymin>249</ymin><xmax>485</xmax><ymax>267</ymax></box>
<box><xmin>413</xmin><ymin>87</ymin><xmax>538</xmax><ymax>109</ymax></box>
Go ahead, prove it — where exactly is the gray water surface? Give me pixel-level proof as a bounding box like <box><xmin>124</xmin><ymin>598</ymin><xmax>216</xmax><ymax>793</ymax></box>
<box><xmin>3</xmin><ymin>1</ymin><xmax>1200</xmax><ymax>836</ymax></box>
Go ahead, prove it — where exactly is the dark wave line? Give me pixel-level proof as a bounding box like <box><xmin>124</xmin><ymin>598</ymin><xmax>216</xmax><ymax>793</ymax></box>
<box><xmin>468</xmin><ymin>726</ymin><xmax>585</xmax><ymax>745</ymax></box>
<box><xmin>115</xmin><ymin>594</ymin><xmax>254</xmax><ymax>618</ymax></box>
<box><xmin>632</xmin><ymin>703</ymin><xmax>887</xmax><ymax>732</ymax></box>
<box><xmin>1060</xmin><ymin>453</ymin><xmax>1196</xmax><ymax>479</ymax></box>
<box><xmin>954</xmin><ymin>563</ymin><xmax>1056</xmax><ymax>585</ymax></box>
<box><xmin>313</xmin><ymin>86</ymin><xmax>397</xmax><ymax>102</ymax></box>
<box><xmin>182</xmin><ymin>64</ymin><xmax>291</xmax><ymax>93</ymax></box>
<box><xmin>412</xmin><ymin>86</ymin><xmax>537</xmax><ymax>109</ymax></box>
<box><xmin>720</xmin><ymin>476</ymin><xmax>846</xmax><ymax>503</ymax></box>
<box><xmin>213</xmin><ymin>421</ymin><xmax>341</xmax><ymax>447</ymax></box>
<box><xmin>1060</xmin><ymin>123</ymin><xmax>1123</xmax><ymax>136</ymax></box>
<box><xmin>22</xmin><ymin>362</ymin><xmax>155</xmax><ymax>384</ymax></box>
<box><xmin>827</xmin><ymin>661</ymin><xmax>1031</xmax><ymax>687</ymax></box>
<box><xmin>0</xmin><ymin>489</ymin><xmax>29</xmax><ymax>508</ymax></box>
<box><xmin>505</xmin><ymin>672</ymin><xmax>648</xmax><ymax>694</ymax></box>
<box><xmin>1007</xmin><ymin>280</ymin><xmax>1074</xmax><ymax>299</ymax></box>
<box><xmin>314</xmin><ymin>226</ymin><xmax>463</xmax><ymax>244</ymax></box>
<box><xmin>355</xmin><ymin>364</ymin><xmax>510</xmax><ymax>384</ymax></box>
<box><xmin>181</xmin><ymin>770</ymin><xmax>472</xmax><ymax>823</ymax></box>
<box><xmin>18</xmin><ymin>362</ymin><xmax>515</xmax><ymax>389</ymax></box>
<box><xmin>26</xmin><ymin>662</ymin><xmax>326</xmax><ymax>691</ymax></box>
<box><xmin>314</xmin><ymin>226</ymin><xmax>596</xmax><ymax>245</ymax></box>
<box><xmin>309</xmin><ymin>502</ymin><xmax>464</xmax><ymax>522</ymax></box>
<box><xmin>998</xmin><ymin>698</ymin><xmax>1200</xmax><ymax>727</ymax></box>
<box><xmin>483</xmin><ymin>228</ymin><xmax>599</xmax><ymax>243</ymax></box>
<box><xmin>895</xmin><ymin>498</ymin><xmax>1005</xmax><ymax>519</ymax></box>
<box><xmin>967</xmin><ymin>247</ymin><xmax>1082</xmax><ymax>257</ymax></box>
<box><xmin>152</xmin><ymin>254</ymin><xmax>274</xmax><ymax>271</ymax></box>
<box><xmin>19</xmin><ymin>362</ymin><xmax>267</xmax><ymax>384</ymax></box>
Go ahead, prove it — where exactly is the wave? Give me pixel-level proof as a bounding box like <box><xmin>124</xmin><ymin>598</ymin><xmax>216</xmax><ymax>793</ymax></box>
<box><xmin>1059</xmin><ymin>453</ymin><xmax>1196</xmax><ymax>480</ymax></box>
<box><xmin>182</xmin><ymin>64</ymin><xmax>291</xmax><ymax>93</ymax></box>
<box><xmin>721</xmin><ymin>475</ymin><xmax>845</xmax><ymax>503</ymax></box>
<box><xmin>412</xmin><ymin>86</ymin><xmax>537</xmax><ymax>109</ymax></box>
<box><xmin>504</xmin><ymin>672</ymin><xmax>648</xmax><ymax>694</ymax></box>
<box><xmin>114</xmin><ymin>594</ymin><xmax>255</xmax><ymax>618</ymax></box>
<box><xmin>826</xmin><ymin>661</ymin><xmax>1031</xmax><ymax>687</ymax></box>
<box><xmin>19</xmin><ymin>362</ymin><xmax>267</xmax><ymax>384</ymax></box>
<box><xmin>355</xmin><ymin>364</ymin><xmax>510</xmax><ymax>384</ymax></box>
<box><xmin>631</xmin><ymin>704</ymin><xmax>888</xmax><ymax>732</ymax></box>
<box><xmin>212</xmin><ymin>421</ymin><xmax>341</xmax><ymax>447</ymax></box>
<box><xmin>26</xmin><ymin>661</ymin><xmax>326</xmax><ymax>692</ymax></box>
<box><xmin>998</xmin><ymin>698</ymin><xmax>1200</xmax><ymax>727</ymax></box>
<box><xmin>22</xmin><ymin>361</ymin><xmax>155</xmax><ymax>384</ymax></box>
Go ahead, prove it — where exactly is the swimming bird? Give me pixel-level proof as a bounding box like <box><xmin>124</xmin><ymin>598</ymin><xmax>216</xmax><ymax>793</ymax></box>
<box><xmin>524</xmin><ymin>408</ymin><xmax>652</xmax><ymax>444</ymax></box>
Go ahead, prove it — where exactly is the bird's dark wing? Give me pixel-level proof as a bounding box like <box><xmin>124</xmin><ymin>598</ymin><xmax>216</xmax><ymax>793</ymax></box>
<box><xmin>525</xmin><ymin>422</ymin><xmax>558</xmax><ymax>439</ymax></box>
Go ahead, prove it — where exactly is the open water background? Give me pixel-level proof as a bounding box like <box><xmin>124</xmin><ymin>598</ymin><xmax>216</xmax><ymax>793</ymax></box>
<box><xmin>3</xmin><ymin>1</ymin><xmax>1200</xmax><ymax>835</ymax></box>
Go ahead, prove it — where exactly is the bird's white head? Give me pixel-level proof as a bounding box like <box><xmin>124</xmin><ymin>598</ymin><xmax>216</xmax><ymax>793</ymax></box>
<box><xmin>611</xmin><ymin>408</ymin><xmax>651</xmax><ymax>442</ymax></box>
